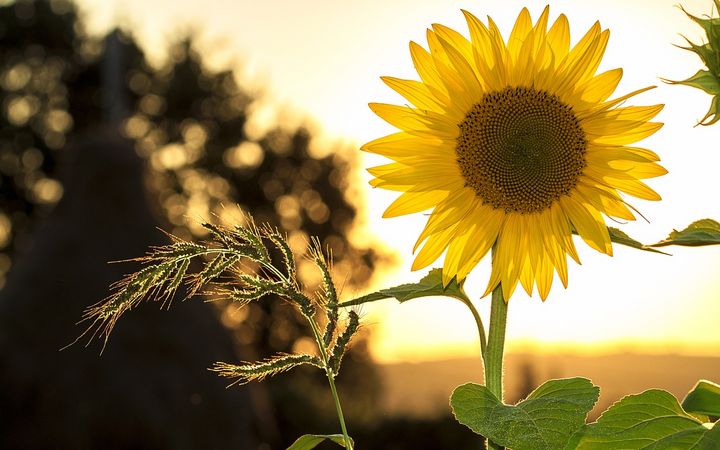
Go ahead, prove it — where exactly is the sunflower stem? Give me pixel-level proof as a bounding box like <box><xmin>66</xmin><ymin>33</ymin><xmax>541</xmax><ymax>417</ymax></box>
<box><xmin>484</xmin><ymin>284</ymin><xmax>508</xmax><ymax>450</ymax></box>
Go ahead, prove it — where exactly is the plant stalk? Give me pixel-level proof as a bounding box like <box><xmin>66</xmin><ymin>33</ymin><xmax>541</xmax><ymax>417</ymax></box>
<box><xmin>308</xmin><ymin>318</ymin><xmax>353</xmax><ymax>449</ymax></box>
<box><xmin>484</xmin><ymin>284</ymin><xmax>508</xmax><ymax>450</ymax></box>
<box><xmin>327</xmin><ymin>372</ymin><xmax>352</xmax><ymax>449</ymax></box>
<box><xmin>456</xmin><ymin>296</ymin><xmax>487</xmax><ymax>362</ymax></box>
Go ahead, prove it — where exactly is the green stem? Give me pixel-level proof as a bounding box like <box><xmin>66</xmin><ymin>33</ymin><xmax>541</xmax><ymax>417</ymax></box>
<box><xmin>484</xmin><ymin>284</ymin><xmax>508</xmax><ymax>450</ymax></box>
<box><xmin>308</xmin><ymin>318</ymin><xmax>353</xmax><ymax>449</ymax></box>
<box><xmin>455</xmin><ymin>296</ymin><xmax>487</xmax><ymax>362</ymax></box>
<box><xmin>327</xmin><ymin>372</ymin><xmax>352</xmax><ymax>449</ymax></box>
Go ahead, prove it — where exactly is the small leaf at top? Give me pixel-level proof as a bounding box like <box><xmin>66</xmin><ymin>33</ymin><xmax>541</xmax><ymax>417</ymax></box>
<box><xmin>565</xmin><ymin>389</ymin><xmax>720</xmax><ymax>449</ymax></box>
<box><xmin>652</xmin><ymin>219</ymin><xmax>720</xmax><ymax>247</ymax></box>
<box><xmin>683</xmin><ymin>380</ymin><xmax>720</xmax><ymax>417</ymax></box>
<box><xmin>451</xmin><ymin>377</ymin><xmax>599</xmax><ymax>450</ymax></box>
<box><xmin>287</xmin><ymin>434</ymin><xmax>353</xmax><ymax>450</ymax></box>
<box><xmin>340</xmin><ymin>268</ymin><xmax>469</xmax><ymax>307</ymax></box>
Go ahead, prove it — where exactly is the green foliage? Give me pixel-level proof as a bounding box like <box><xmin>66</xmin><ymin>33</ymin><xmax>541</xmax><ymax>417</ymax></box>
<box><xmin>683</xmin><ymin>380</ymin><xmax>720</xmax><ymax>418</ymax></box>
<box><xmin>652</xmin><ymin>219</ymin><xmax>720</xmax><ymax>247</ymax></box>
<box><xmin>287</xmin><ymin>434</ymin><xmax>354</xmax><ymax>449</ymax></box>
<box><xmin>211</xmin><ymin>354</ymin><xmax>323</xmax><ymax>385</ymax></box>
<box><xmin>341</xmin><ymin>268</ymin><xmax>470</xmax><ymax>307</ymax></box>
<box><xmin>77</xmin><ymin>216</ymin><xmax>360</xmax><ymax>386</ymax></box>
<box><xmin>608</xmin><ymin>227</ymin><xmax>668</xmax><ymax>254</ymax></box>
<box><xmin>669</xmin><ymin>1</ymin><xmax>720</xmax><ymax>124</ymax></box>
<box><xmin>450</xmin><ymin>378</ymin><xmax>599</xmax><ymax>450</ymax></box>
<box><xmin>566</xmin><ymin>389</ymin><xmax>720</xmax><ymax>449</ymax></box>
<box><xmin>78</xmin><ymin>215</ymin><xmax>360</xmax><ymax>447</ymax></box>
<box><xmin>328</xmin><ymin>311</ymin><xmax>360</xmax><ymax>374</ymax></box>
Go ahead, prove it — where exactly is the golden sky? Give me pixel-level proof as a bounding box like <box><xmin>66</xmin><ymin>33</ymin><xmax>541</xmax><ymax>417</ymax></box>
<box><xmin>76</xmin><ymin>0</ymin><xmax>720</xmax><ymax>362</ymax></box>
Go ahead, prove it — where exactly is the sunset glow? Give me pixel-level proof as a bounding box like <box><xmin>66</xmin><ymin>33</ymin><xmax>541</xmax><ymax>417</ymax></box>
<box><xmin>76</xmin><ymin>0</ymin><xmax>720</xmax><ymax>363</ymax></box>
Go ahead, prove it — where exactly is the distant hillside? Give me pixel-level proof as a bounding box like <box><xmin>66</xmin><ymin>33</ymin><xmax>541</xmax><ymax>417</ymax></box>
<box><xmin>378</xmin><ymin>353</ymin><xmax>720</xmax><ymax>420</ymax></box>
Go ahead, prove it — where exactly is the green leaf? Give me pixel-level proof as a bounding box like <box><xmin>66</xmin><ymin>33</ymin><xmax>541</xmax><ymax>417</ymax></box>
<box><xmin>608</xmin><ymin>227</ymin><xmax>668</xmax><ymax>255</ymax></box>
<box><xmin>652</xmin><ymin>219</ymin><xmax>720</xmax><ymax>247</ymax></box>
<box><xmin>451</xmin><ymin>377</ymin><xmax>599</xmax><ymax>450</ymax></box>
<box><xmin>566</xmin><ymin>389</ymin><xmax>720</xmax><ymax>449</ymax></box>
<box><xmin>697</xmin><ymin>423</ymin><xmax>720</xmax><ymax>449</ymax></box>
<box><xmin>340</xmin><ymin>268</ymin><xmax>469</xmax><ymax>307</ymax></box>
<box><xmin>286</xmin><ymin>434</ymin><xmax>353</xmax><ymax>450</ymax></box>
<box><xmin>683</xmin><ymin>380</ymin><xmax>720</xmax><ymax>417</ymax></box>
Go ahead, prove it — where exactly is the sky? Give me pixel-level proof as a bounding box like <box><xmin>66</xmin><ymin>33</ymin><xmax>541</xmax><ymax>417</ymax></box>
<box><xmin>75</xmin><ymin>0</ymin><xmax>720</xmax><ymax>363</ymax></box>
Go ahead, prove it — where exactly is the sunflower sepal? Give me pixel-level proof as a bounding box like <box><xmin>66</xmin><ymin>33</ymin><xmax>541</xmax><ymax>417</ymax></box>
<box><xmin>669</xmin><ymin>1</ymin><xmax>720</xmax><ymax>125</ymax></box>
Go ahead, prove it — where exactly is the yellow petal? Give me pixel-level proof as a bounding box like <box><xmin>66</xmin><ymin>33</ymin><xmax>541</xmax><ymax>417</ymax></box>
<box><xmin>431</xmin><ymin>23</ymin><xmax>474</xmax><ymax>64</ymax></box>
<box><xmin>547</xmin><ymin>13</ymin><xmax>570</xmax><ymax>62</ymax></box>
<box><xmin>380</xmin><ymin>76</ymin><xmax>445</xmax><ymax>112</ymax></box>
<box><xmin>536</xmin><ymin>252</ymin><xmax>554</xmax><ymax>301</ymax></box>
<box><xmin>591</xmin><ymin>122</ymin><xmax>663</xmax><ymax>145</ymax></box>
<box><xmin>605</xmin><ymin>177</ymin><xmax>661</xmax><ymax>200</ymax></box>
<box><xmin>508</xmin><ymin>7</ymin><xmax>533</xmax><ymax>60</ymax></box>
<box><xmin>583</xmin><ymin>104</ymin><xmax>664</xmax><ymax>136</ymax></box>
<box><xmin>575</xmin><ymin>181</ymin><xmax>636</xmax><ymax>221</ymax></box>
<box><xmin>361</xmin><ymin>132</ymin><xmax>453</xmax><ymax>159</ymax></box>
<box><xmin>413</xmin><ymin>223</ymin><xmax>459</xmax><ymax>270</ymax></box>
<box><xmin>462</xmin><ymin>10</ymin><xmax>506</xmax><ymax>90</ymax></box>
<box><xmin>456</xmin><ymin>206</ymin><xmax>504</xmax><ymax>280</ymax></box>
<box><xmin>578</xmin><ymin>68</ymin><xmax>623</xmax><ymax>104</ymax></box>
<box><xmin>415</xmin><ymin>188</ymin><xmax>478</xmax><ymax>249</ymax></box>
<box><xmin>383</xmin><ymin>190</ymin><xmax>449</xmax><ymax>218</ymax></box>
<box><xmin>519</xmin><ymin>257</ymin><xmax>535</xmax><ymax>296</ymax></box>
<box><xmin>560</xmin><ymin>196</ymin><xmax>612</xmax><ymax>255</ymax></box>
<box><xmin>442</xmin><ymin>223</ymin><xmax>476</xmax><ymax>285</ymax></box>
<box><xmin>435</xmin><ymin>33</ymin><xmax>484</xmax><ymax>102</ymax></box>
<box><xmin>368</xmin><ymin>102</ymin><xmax>459</xmax><ymax>139</ymax></box>
<box><xmin>409</xmin><ymin>41</ymin><xmax>450</xmax><ymax>100</ymax></box>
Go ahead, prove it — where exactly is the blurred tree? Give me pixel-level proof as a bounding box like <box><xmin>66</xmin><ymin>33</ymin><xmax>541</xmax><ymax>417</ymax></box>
<box><xmin>0</xmin><ymin>0</ymin><xmax>384</xmax><ymax>448</ymax></box>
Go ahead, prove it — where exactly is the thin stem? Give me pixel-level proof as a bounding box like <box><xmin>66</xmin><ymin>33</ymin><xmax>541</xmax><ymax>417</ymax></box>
<box><xmin>308</xmin><ymin>318</ymin><xmax>353</xmax><ymax>449</ymax></box>
<box><xmin>484</xmin><ymin>284</ymin><xmax>508</xmax><ymax>450</ymax></box>
<box><xmin>327</xmin><ymin>372</ymin><xmax>352</xmax><ymax>448</ymax></box>
<box><xmin>454</xmin><ymin>296</ymin><xmax>487</xmax><ymax>361</ymax></box>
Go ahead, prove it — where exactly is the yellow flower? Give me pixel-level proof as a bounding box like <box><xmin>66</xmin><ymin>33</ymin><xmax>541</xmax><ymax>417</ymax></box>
<box><xmin>364</xmin><ymin>7</ymin><xmax>666</xmax><ymax>301</ymax></box>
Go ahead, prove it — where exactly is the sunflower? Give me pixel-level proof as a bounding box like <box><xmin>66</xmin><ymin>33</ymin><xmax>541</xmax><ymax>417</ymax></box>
<box><xmin>364</xmin><ymin>6</ymin><xmax>666</xmax><ymax>300</ymax></box>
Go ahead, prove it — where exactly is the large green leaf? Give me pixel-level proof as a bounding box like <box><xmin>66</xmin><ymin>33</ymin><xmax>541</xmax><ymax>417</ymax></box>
<box><xmin>652</xmin><ymin>219</ymin><xmax>720</xmax><ymax>247</ymax></box>
<box><xmin>451</xmin><ymin>377</ymin><xmax>599</xmax><ymax>450</ymax></box>
<box><xmin>286</xmin><ymin>434</ymin><xmax>352</xmax><ymax>450</ymax></box>
<box><xmin>566</xmin><ymin>389</ymin><xmax>720</xmax><ymax>449</ymax></box>
<box><xmin>683</xmin><ymin>380</ymin><xmax>720</xmax><ymax>417</ymax></box>
<box><xmin>340</xmin><ymin>268</ymin><xmax>469</xmax><ymax>307</ymax></box>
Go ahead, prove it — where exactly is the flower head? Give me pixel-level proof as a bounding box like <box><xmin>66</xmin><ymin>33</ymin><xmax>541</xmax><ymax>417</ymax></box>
<box><xmin>364</xmin><ymin>7</ymin><xmax>665</xmax><ymax>300</ymax></box>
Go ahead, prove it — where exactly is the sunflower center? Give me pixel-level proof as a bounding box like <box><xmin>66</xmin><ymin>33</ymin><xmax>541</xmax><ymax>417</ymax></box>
<box><xmin>456</xmin><ymin>86</ymin><xmax>587</xmax><ymax>214</ymax></box>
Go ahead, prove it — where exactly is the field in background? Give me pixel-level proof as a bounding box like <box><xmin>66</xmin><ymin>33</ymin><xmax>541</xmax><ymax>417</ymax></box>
<box><xmin>378</xmin><ymin>353</ymin><xmax>720</xmax><ymax>420</ymax></box>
